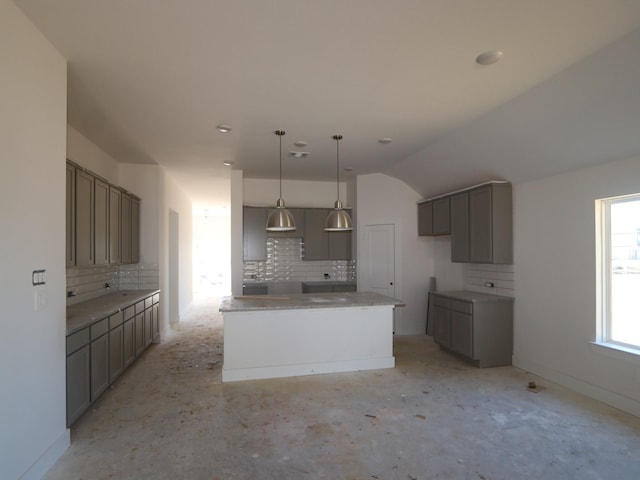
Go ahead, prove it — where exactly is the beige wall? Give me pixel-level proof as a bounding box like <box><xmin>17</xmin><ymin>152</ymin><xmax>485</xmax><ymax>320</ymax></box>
<box><xmin>0</xmin><ymin>1</ymin><xmax>69</xmax><ymax>477</ymax></box>
<box><xmin>243</xmin><ymin>178</ymin><xmax>348</xmax><ymax>207</ymax></box>
<box><xmin>67</xmin><ymin>126</ymin><xmax>119</xmax><ymax>183</ymax></box>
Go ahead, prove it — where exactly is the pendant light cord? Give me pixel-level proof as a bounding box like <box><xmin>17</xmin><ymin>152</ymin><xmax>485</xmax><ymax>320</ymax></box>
<box><xmin>333</xmin><ymin>134</ymin><xmax>343</xmax><ymax>204</ymax></box>
<box><xmin>276</xmin><ymin>130</ymin><xmax>285</xmax><ymax>200</ymax></box>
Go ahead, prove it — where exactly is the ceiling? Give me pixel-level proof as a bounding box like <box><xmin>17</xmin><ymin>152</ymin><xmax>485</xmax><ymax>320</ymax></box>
<box><xmin>16</xmin><ymin>0</ymin><xmax>640</xmax><ymax>205</ymax></box>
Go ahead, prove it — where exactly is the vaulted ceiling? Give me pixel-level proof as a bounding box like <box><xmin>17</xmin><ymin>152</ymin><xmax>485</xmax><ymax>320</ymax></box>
<box><xmin>16</xmin><ymin>0</ymin><xmax>640</xmax><ymax>205</ymax></box>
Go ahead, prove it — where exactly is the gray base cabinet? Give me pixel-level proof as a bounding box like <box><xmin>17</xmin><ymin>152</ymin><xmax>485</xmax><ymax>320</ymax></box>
<box><xmin>66</xmin><ymin>343</ymin><xmax>90</xmax><ymax>426</ymax></box>
<box><xmin>431</xmin><ymin>291</ymin><xmax>513</xmax><ymax>367</ymax></box>
<box><xmin>66</xmin><ymin>291</ymin><xmax>160</xmax><ymax>426</ymax></box>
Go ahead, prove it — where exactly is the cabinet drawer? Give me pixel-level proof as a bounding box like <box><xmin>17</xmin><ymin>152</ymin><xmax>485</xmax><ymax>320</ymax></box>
<box><xmin>67</xmin><ymin>328</ymin><xmax>90</xmax><ymax>354</ymax></box>
<box><xmin>109</xmin><ymin>311</ymin><xmax>123</xmax><ymax>329</ymax></box>
<box><xmin>123</xmin><ymin>305</ymin><xmax>136</xmax><ymax>321</ymax></box>
<box><xmin>135</xmin><ymin>300</ymin><xmax>145</xmax><ymax>314</ymax></box>
<box><xmin>90</xmin><ymin>318</ymin><xmax>109</xmax><ymax>340</ymax></box>
<box><xmin>451</xmin><ymin>300</ymin><xmax>472</xmax><ymax>315</ymax></box>
<box><xmin>431</xmin><ymin>295</ymin><xmax>451</xmax><ymax>308</ymax></box>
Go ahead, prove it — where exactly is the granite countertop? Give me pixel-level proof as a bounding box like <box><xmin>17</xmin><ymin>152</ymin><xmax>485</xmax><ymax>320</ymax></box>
<box><xmin>66</xmin><ymin>289</ymin><xmax>160</xmax><ymax>335</ymax></box>
<box><xmin>431</xmin><ymin>290</ymin><xmax>514</xmax><ymax>303</ymax></box>
<box><xmin>220</xmin><ymin>291</ymin><xmax>403</xmax><ymax>312</ymax></box>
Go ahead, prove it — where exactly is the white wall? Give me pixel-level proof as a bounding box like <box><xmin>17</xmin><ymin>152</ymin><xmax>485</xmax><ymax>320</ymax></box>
<box><xmin>244</xmin><ymin>178</ymin><xmax>347</xmax><ymax>207</ymax></box>
<box><xmin>357</xmin><ymin>173</ymin><xmax>434</xmax><ymax>334</ymax></box>
<box><xmin>231</xmin><ymin>171</ymin><xmax>244</xmax><ymax>295</ymax></box>
<box><xmin>0</xmin><ymin>1</ymin><xmax>69</xmax><ymax>478</ymax></box>
<box><xmin>159</xmin><ymin>171</ymin><xmax>193</xmax><ymax>326</ymax></box>
<box><xmin>67</xmin><ymin>125</ymin><xmax>119</xmax><ymax>184</ymax></box>
<box><xmin>513</xmin><ymin>153</ymin><xmax>640</xmax><ymax>416</ymax></box>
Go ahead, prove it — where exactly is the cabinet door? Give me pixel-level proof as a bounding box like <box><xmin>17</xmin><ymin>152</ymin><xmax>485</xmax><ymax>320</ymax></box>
<box><xmin>66</xmin><ymin>345</ymin><xmax>90</xmax><ymax>426</ymax></box>
<box><xmin>303</xmin><ymin>208</ymin><xmax>330</xmax><ymax>260</ymax></box>
<box><xmin>333</xmin><ymin>284</ymin><xmax>357</xmax><ymax>293</ymax></box>
<box><xmin>144</xmin><ymin>308</ymin><xmax>153</xmax><ymax>347</ymax></box>
<box><xmin>243</xmin><ymin>207</ymin><xmax>267</xmax><ymax>261</ymax></box>
<box><xmin>123</xmin><ymin>317</ymin><xmax>135</xmax><ymax>368</ymax></box>
<box><xmin>94</xmin><ymin>178</ymin><xmax>109</xmax><ymax>265</ymax></box>
<box><xmin>433</xmin><ymin>305</ymin><xmax>451</xmax><ymax>348</ymax></box>
<box><xmin>90</xmin><ymin>334</ymin><xmax>109</xmax><ymax>401</ymax></box>
<box><xmin>329</xmin><ymin>230</ymin><xmax>351</xmax><ymax>260</ymax></box>
<box><xmin>450</xmin><ymin>192</ymin><xmax>469</xmax><ymax>262</ymax></box>
<box><xmin>131</xmin><ymin>197</ymin><xmax>140</xmax><ymax>264</ymax></box>
<box><xmin>66</xmin><ymin>163</ymin><xmax>76</xmax><ymax>267</ymax></box>
<box><xmin>432</xmin><ymin>197</ymin><xmax>450</xmax><ymax>235</ymax></box>
<box><xmin>75</xmin><ymin>169</ymin><xmax>94</xmax><ymax>266</ymax></box>
<box><xmin>121</xmin><ymin>193</ymin><xmax>132</xmax><ymax>264</ymax></box>
<box><xmin>152</xmin><ymin>302</ymin><xmax>160</xmax><ymax>342</ymax></box>
<box><xmin>469</xmin><ymin>185</ymin><xmax>493</xmax><ymax>263</ymax></box>
<box><xmin>417</xmin><ymin>202</ymin><xmax>433</xmax><ymax>236</ymax></box>
<box><xmin>108</xmin><ymin>187</ymin><xmax>121</xmax><ymax>264</ymax></box>
<box><xmin>134</xmin><ymin>312</ymin><xmax>145</xmax><ymax>356</ymax></box>
<box><xmin>109</xmin><ymin>325</ymin><xmax>124</xmax><ymax>382</ymax></box>
<box><xmin>451</xmin><ymin>311</ymin><xmax>473</xmax><ymax>358</ymax></box>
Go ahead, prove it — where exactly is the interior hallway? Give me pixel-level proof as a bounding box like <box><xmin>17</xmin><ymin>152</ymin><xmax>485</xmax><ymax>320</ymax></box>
<box><xmin>44</xmin><ymin>296</ymin><xmax>640</xmax><ymax>480</ymax></box>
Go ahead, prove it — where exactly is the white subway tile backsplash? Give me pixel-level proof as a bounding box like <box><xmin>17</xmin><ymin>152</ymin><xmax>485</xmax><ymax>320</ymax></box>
<box><xmin>243</xmin><ymin>237</ymin><xmax>356</xmax><ymax>283</ymax></box>
<box><xmin>463</xmin><ymin>263</ymin><xmax>515</xmax><ymax>297</ymax></box>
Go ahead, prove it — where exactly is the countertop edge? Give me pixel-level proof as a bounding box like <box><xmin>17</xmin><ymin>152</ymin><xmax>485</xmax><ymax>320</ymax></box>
<box><xmin>430</xmin><ymin>290</ymin><xmax>514</xmax><ymax>303</ymax></box>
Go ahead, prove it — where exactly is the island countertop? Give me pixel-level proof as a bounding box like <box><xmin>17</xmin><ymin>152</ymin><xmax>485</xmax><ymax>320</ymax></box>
<box><xmin>220</xmin><ymin>291</ymin><xmax>404</xmax><ymax>313</ymax></box>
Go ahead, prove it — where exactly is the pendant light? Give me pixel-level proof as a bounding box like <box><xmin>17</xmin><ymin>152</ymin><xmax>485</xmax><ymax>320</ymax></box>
<box><xmin>266</xmin><ymin>130</ymin><xmax>296</xmax><ymax>232</ymax></box>
<box><xmin>325</xmin><ymin>134</ymin><xmax>353</xmax><ymax>231</ymax></box>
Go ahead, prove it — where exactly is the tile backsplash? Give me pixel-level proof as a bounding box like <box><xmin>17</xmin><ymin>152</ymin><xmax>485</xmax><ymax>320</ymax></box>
<box><xmin>464</xmin><ymin>263</ymin><xmax>514</xmax><ymax>297</ymax></box>
<box><xmin>66</xmin><ymin>263</ymin><xmax>159</xmax><ymax>305</ymax></box>
<box><xmin>243</xmin><ymin>237</ymin><xmax>356</xmax><ymax>283</ymax></box>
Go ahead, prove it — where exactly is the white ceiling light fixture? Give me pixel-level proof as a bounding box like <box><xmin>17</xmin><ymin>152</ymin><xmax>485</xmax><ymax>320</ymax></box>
<box><xmin>216</xmin><ymin>124</ymin><xmax>232</xmax><ymax>133</ymax></box>
<box><xmin>266</xmin><ymin>130</ymin><xmax>296</xmax><ymax>232</ymax></box>
<box><xmin>223</xmin><ymin>161</ymin><xmax>233</xmax><ymax>166</ymax></box>
<box><xmin>325</xmin><ymin>134</ymin><xmax>353</xmax><ymax>232</ymax></box>
<box><xmin>378</xmin><ymin>137</ymin><xmax>392</xmax><ymax>144</ymax></box>
<box><xmin>293</xmin><ymin>140</ymin><xmax>308</xmax><ymax>147</ymax></box>
<box><xmin>475</xmin><ymin>50</ymin><xmax>503</xmax><ymax>66</ymax></box>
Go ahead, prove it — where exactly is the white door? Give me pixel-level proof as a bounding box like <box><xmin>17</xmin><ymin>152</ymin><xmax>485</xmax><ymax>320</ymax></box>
<box><xmin>361</xmin><ymin>224</ymin><xmax>395</xmax><ymax>297</ymax></box>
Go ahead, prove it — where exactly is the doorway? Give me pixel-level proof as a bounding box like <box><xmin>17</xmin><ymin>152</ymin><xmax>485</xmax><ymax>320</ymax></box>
<box><xmin>361</xmin><ymin>223</ymin><xmax>396</xmax><ymax>297</ymax></box>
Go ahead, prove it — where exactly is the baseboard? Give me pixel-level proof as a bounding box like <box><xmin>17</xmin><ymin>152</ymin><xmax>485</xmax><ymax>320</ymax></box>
<box><xmin>20</xmin><ymin>428</ymin><xmax>70</xmax><ymax>480</ymax></box>
<box><xmin>513</xmin><ymin>355</ymin><xmax>640</xmax><ymax>418</ymax></box>
<box><xmin>222</xmin><ymin>356</ymin><xmax>395</xmax><ymax>383</ymax></box>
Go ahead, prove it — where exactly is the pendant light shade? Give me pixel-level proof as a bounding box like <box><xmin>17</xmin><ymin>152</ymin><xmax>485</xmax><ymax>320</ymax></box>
<box><xmin>325</xmin><ymin>134</ymin><xmax>353</xmax><ymax>231</ymax></box>
<box><xmin>266</xmin><ymin>130</ymin><xmax>296</xmax><ymax>232</ymax></box>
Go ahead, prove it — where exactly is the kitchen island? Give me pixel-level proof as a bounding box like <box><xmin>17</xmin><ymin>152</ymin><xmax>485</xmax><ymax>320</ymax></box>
<box><xmin>219</xmin><ymin>292</ymin><xmax>403</xmax><ymax>382</ymax></box>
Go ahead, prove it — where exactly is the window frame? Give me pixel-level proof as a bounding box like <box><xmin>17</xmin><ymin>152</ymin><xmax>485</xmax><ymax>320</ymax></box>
<box><xmin>596</xmin><ymin>193</ymin><xmax>640</xmax><ymax>355</ymax></box>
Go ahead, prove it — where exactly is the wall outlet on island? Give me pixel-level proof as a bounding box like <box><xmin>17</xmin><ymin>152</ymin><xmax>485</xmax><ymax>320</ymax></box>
<box><xmin>324</xmin><ymin>273</ymin><xmax>330</xmax><ymax>279</ymax></box>
<box><xmin>484</xmin><ymin>282</ymin><xmax>495</xmax><ymax>288</ymax></box>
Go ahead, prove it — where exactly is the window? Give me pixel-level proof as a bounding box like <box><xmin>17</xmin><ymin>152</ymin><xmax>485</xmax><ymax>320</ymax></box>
<box><xmin>598</xmin><ymin>194</ymin><xmax>640</xmax><ymax>351</ymax></box>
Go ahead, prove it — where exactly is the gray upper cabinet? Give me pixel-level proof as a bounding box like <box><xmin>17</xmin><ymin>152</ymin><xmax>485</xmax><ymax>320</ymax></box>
<box><xmin>418</xmin><ymin>197</ymin><xmax>450</xmax><ymax>236</ymax></box>
<box><xmin>243</xmin><ymin>207</ymin><xmax>268</xmax><ymax>261</ymax></box>
<box><xmin>75</xmin><ymin>169</ymin><xmax>94</xmax><ymax>266</ymax></box>
<box><xmin>121</xmin><ymin>193</ymin><xmax>132</xmax><ymax>264</ymax></box>
<box><xmin>108</xmin><ymin>186</ymin><xmax>121</xmax><ymax>264</ymax></box>
<box><xmin>94</xmin><ymin>178</ymin><xmax>109</xmax><ymax>265</ymax></box>
<box><xmin>468</xmin><ymin>183</ymin><xmax>512</xmax><ymax>264</ymax></box>
<box><xmin>432</xmin><ymin>197</ymin><xmax>450</xmax><ymax>235</ymax></box>
<box><xmin>450</xmin><ymin>192</ymin><xmax>470</xmax><ymax>262</ymax></box>
<box><xmin>131</xmin><ymin>197</ymin><xmax>140</xmax><ymax>264</ymax></box>
<box><xmin>66</xmin><ymin>163</ymin><xmax>76</xmax><ymax>267</ymax></box>
<box><xmin>304</xmin><ymin>208</ymin><xmax>352</xmax><ymax>260</ymax></box>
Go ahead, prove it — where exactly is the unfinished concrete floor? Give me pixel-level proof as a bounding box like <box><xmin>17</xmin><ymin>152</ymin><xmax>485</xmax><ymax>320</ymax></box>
<box><xmin>45</xmin><ymin>296</ymin><xmax>640</xmax><ymax>480</ymax></box>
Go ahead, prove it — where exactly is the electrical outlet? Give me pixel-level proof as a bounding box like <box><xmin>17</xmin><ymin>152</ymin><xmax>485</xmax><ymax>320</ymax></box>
<box><xmin>484</xmin><ymin>282</ymin><xmax>495</xmax><ymax>288</ymax></box>
<box><xmin>34</xmin><ymin>290</ymin><xmax>48</xmax><ymax>311</ymax></box>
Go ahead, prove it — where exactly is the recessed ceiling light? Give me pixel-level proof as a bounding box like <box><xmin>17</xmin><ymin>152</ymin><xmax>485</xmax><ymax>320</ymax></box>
<box><xmin>293</xmin><ymin>140</ymin><xmax>307</xmax><ymax>147</ymax></box>
<box><xmin>216</xmin><ymin>124</ymin><xmax>232</xmax><ymax>133</ymax></box>
<box><xmin>223</xmin><ymin>161</ymin><xmax>233</xmax><ymax>166</ymax></box>
<box><xmin>475</xmin><ymin>50</ymin><xmax>503</xmax><ymax>66</ymax></box>
<box><xmin>288</xmin><ymin>151</ymin><xmax>310</xmax><ymax>159</ymax></box>
<box><xmin>378</xmin><ymin>137</ymin><xmax>392</xmax><ymax>144</ymax></box>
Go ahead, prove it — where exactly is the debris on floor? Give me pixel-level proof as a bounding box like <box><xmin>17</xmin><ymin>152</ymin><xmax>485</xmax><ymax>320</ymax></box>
<box><xmin>527</xmin><ymin>381</ymin><xmax>546</xmax><ymax>393</ymax></box>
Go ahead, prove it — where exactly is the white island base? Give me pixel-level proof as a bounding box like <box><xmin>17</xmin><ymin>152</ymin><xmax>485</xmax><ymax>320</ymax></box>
<box><xmin>221</xmin><ymin>296</ymin><xmax>397</xmax><ymax>382</ymax></box>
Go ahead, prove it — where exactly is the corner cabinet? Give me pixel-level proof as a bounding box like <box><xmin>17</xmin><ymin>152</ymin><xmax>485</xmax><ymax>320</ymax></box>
<box><xmin>430</xmin><ymin>291</ymin><xmax>513</xmax><ymax>367</ymax></box>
